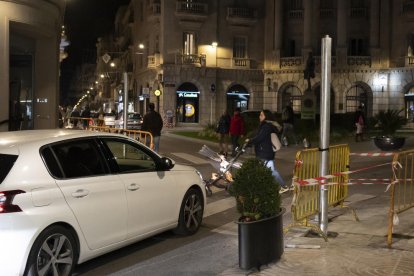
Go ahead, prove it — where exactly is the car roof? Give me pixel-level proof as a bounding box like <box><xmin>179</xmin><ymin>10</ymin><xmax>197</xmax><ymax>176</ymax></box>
<box><xmin>0</xmin><ymin>129</ymin><xmax>124</xmax><ymax>150</ymax></box>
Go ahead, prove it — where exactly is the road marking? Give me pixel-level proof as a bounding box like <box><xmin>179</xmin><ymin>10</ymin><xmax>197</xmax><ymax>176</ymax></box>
<box><xmin>170</xmin><ymin>152</ymin><xmax>209</xmax><ymax>165</ymax></box>
<box><xmin>204</xmin><ymin>197</ymin><xmax>235</xmax><ymax>218</ymax></box>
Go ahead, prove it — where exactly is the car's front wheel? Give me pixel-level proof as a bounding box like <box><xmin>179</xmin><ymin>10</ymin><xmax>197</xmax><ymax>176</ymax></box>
<box><xmin>25</xmin><ymin>225</ymin><xmax>78</xmax><ymax>276</ymax></box>
<box><xmin>174</xmin><ymin>188</ymin><xmax>204</xmax><ymax>235</ymax></box>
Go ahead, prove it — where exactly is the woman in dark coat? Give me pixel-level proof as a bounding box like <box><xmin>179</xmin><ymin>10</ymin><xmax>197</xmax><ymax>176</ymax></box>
<box><xmin>247</xmin><ymin>110</ymin><xmax>286</xmax><ymax>189</ymax></box>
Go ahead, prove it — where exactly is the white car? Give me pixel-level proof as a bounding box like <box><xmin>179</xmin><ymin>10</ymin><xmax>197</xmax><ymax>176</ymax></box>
<box><xmin>0</xmin><ymin>130</ymin><xmax>205</xmax><ymax>275</ymax></box>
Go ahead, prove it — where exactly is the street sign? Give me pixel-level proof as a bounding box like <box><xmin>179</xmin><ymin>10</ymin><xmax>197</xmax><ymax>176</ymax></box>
<box><xmin>102</xmin><ymin>53</ymin><xmax>111</xmax><ymax>64</ymax></box>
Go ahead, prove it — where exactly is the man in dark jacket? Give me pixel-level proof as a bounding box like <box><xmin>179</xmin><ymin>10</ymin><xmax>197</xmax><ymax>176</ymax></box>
<box><xmin>247</xmin><ymin>110</ymin><xmax>287</xmax><ymax>191</ymax></box>
<box><xmin>141</xmin><ymin>103</ymin><xmax>163</xmax><ymax>152</ymax></box>
<box><xmin>281</xmin><ymin>102</ymin><xmax>298</xmax><ymax>146</ymax></box>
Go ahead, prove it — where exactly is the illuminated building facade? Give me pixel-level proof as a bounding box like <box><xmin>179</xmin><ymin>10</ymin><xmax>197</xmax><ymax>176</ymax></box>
<box><xmin>96</xmin><ymin>0</ymin><xmax>414</xmax><ymax>126</ymax></box>
<box><xmin>0</xmin><ymin>0</ymin><xmax>65</xmax><ymax>131</ymax></box>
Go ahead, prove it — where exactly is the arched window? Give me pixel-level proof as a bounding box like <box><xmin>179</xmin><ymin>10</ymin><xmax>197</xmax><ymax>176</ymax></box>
<box><xmin>282</xmin><ymin>85</ymin><xmax>302</xmax><ymax>113</ymax></box>
<box><xmin>345</xmin><ymin>85</ymin><xmax>368</xmax><ymax>113</ymax></box>
<box><xmin>404</xmin><ymin>86</ymin><xmax>414</xmax><ymax>121</ymax></box>
<box><xmin>226</xmin><ymin>84</ymin><xmax>249</xmax><ymax>114</ymax></box>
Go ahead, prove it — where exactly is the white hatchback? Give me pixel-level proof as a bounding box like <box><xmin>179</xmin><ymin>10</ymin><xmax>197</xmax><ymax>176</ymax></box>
<box><xmin>0</xmin><ymin>130</ymin><xmax>206</xmax><ymax>275</ymax></box>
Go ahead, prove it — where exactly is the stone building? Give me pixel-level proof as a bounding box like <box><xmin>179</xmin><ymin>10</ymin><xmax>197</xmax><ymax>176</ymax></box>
<box><xmin>0</xmin><ymin>0</ymin><xmax>65</xmax><ymax>131</ymax></box>
<box><xmin>96</xmin><ymin>0</ymin><xmax>414</xmax><ymax>126</ymax></box>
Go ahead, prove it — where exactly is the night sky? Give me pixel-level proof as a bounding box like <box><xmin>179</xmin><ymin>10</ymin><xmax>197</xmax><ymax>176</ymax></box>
<box><xmin>60</xmin><ymin>0</ymin><xmax>130</xmax><ymax>104</ymax></box>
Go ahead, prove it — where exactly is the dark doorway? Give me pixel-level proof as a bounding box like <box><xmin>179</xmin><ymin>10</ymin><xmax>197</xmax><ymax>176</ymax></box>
<box><xmin>226</xmin><ymin>84</ymin><xmax>249</xmax><ymax>114</ymax></box>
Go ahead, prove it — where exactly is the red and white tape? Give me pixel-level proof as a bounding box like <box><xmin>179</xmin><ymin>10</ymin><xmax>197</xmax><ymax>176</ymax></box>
<box><xmin>294</xmin><ymin>162</ymin><xmax>394</xmax><ymax>186</ymax></box>
<box><xmin>350</xmin><ymin>152</ymin><xmax>395</xmax><ymax>157</ymax></box>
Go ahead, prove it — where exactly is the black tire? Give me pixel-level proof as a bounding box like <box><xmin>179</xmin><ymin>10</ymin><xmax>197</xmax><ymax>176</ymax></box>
<box><xmin>25</xmin><ymin>225</ymin><xmax>78</xmax><ymax>276</ymax></box>
<box><xmin>174</xmin><ymin>188</ymin><xmax>204</xmax><ymax>235</ymax></box>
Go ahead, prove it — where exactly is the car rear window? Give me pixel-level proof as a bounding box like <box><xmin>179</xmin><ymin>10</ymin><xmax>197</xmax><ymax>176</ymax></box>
<box><xmin>0</xmin><ymin>154</ymin><xmax>18</xmax><ymax>184</ymax></box>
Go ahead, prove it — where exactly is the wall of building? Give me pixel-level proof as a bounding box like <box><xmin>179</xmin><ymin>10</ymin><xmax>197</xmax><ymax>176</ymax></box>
<box><xmin>0</xmin><ymin>0</ymin><xmax>64</xmax><ymax>131</ymax></box>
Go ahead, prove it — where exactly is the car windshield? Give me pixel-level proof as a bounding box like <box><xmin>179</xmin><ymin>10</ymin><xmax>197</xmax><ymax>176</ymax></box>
<box><xmin>0</xmin><ymin>154</ymin><xmax>18</xmax><ymax>184</ymax></box>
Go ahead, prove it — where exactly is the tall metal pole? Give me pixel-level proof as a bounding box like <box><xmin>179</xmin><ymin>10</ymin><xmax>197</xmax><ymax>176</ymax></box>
<box><xmin>123</xmin><ymin>72</ymin><xmax>128</xmax><ymax>130</ymax></box>
<box><xmin>319</xmin><ymin>35</ymin><xmax>331</xmax><ymax>234</ymax></box>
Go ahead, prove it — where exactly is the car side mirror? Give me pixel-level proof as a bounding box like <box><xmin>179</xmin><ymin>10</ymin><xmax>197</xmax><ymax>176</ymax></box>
<box><xmin>160</xmin><ymin>157</ymin><xmax>175</xmax><ymax>170</ymax></box>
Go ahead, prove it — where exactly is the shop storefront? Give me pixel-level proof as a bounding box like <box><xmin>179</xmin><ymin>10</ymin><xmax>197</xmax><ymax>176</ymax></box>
<box><xmin>226</xmin><ymin>84</ymin><xmax>250</xmax><ymax>114</ymax></box>
<box><xmin>176</xmin><ymin>82</ymin><xmax>199</xmax><ymax>123</ymax></box>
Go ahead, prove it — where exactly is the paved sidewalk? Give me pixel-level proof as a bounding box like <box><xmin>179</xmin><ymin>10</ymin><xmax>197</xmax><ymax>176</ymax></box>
<box><xmin>166</xmin><ymin>127</ymin><xmax>414</xmax><ymax>276</ymax></box>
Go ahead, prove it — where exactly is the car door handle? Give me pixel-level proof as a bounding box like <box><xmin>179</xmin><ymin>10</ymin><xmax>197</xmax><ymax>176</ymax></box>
<box><xmin>127</xmin><ymin>183</ymin><xmax>140</xmax><ymax>191</ymax></box>
<box><xmin>71</xmin><ymin>189</ymin><xmax>89</xmax><ymax>198</ymax></box>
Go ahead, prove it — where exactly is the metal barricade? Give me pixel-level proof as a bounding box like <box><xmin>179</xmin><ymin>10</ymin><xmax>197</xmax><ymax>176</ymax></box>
<box><xmin>88</xmin><ymin>126</ymin><xmax>154</xmax><ymax>149</ymax></box>
<box><xmin>387</xmin><ymin>149</ymin><xmax>414</xmax><ymax>248</ymax></box>
<box><xmin>286</xmin><ymin>144</ymin><xmax>353</xmax><ymax>240</ymax></box>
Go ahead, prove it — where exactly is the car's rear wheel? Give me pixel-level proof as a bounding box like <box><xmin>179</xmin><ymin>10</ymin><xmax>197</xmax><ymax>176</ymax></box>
<box><xmin>25</xmin><ymin>225</ymin><xmax>77</xmax><ymax>276</ymax></box>
<box><xmin>174</xmin><ymin>188</ymin><xmax>204</xmax><ymax>235</ymax></box>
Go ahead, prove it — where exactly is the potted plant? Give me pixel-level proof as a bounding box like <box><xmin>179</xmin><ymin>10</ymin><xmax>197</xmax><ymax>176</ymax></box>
<box><xmin>229</xmin><ymin>158</ymin><xmax>285</xmax><ymax>271</ymax></box>
<box><xmin>373</xmin><ymin>109</ymin><xmax>407</xmax><ymax>151</ymax></box>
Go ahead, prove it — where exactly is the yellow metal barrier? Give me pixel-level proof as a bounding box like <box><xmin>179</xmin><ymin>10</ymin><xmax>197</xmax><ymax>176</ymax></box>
<box><xmin>285</xmin><ymin>144</ymin><xmax>355</xmax><ymax>240</ymax></box>
<box><xmin>88</xmin><ymin>126</ymin><xmax>154</xmax><ymax>150</ymax></box>
<box><xmin>387</xmin><ymin>149</ymin><xmax>414</xmax><ymax>248</ymax></box>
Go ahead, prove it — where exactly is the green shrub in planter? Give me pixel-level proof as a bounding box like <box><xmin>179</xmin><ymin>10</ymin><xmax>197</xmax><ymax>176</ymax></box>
<box><xmin>230</xmin><ymin>158</ymin><xmax>281</xmax><ymax>222</ymax></box>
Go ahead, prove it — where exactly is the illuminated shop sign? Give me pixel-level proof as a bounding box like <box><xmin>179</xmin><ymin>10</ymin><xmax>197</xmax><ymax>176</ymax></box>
<box><xmin>185</xmin><ymin>104</ymin><xmax>195</xmax><ymax>117</ymax></box>
<box><xmin>226</xmin><ymin>92</ymin><xmax>250</xmax><ymax>96</ymax></box>
<box><xmin>177</xmin><ymin>91</ymin><xmax>199</xmax><ymax>98</ymax></box>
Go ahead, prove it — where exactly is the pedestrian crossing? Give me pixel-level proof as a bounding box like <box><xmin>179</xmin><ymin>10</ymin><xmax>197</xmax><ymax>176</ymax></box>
<box><xmin>170</xmin><ymin>152</ymin><xmax>209</xmax><ymax>165</ymax></box>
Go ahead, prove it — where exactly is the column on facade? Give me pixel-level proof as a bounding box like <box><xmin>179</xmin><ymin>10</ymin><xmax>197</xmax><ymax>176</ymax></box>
<box><xmin>302</xmin><ymin>0</ymin><xmax>313</xmax><ymax>56</ymax></box>
<box><xmin>370</xmin><ymin>0</ymin><xmax>381</xmax><ymax>68</ymax></box>
<box><xmin>273</xmin><ymin>0</ymin><xmax>283</xmax><ymax>68</ymax></box>
<box><xmin>336</xmin><ymin>0</ymin><xmax>347</xmax><ymax>67</ymax></box>
<box><xmin>312</xmin><ymin>0</ymin><xmax>320</xmax><ymax>53</ymax></box>
<box><xmin>379</xmin><ymin>0</ymin><xmax>390</xmax><ymax>68</ymax></box>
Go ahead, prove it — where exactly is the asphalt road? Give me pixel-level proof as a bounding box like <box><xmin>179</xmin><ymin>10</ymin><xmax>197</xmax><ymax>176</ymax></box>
<box><xmin>73</xmin><ymin>132</ymin><xmax>398</xmax><ymax>275</ymax></box>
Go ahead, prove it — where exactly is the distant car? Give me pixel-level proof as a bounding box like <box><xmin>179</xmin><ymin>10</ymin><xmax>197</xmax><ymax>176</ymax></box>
<box><xmin>116</xmin><ymin>112</ymin><xmax>144</xmax><ymax>130</ymax></box>
<box><xmin>103</xmin><ymin>113</ymin><xmax>116</xmax><ymax>127</ymax></box>
<box><xmin>0</xmin><ymin>130</ymin><xmax>205</xmax><ymax>275</ymax></box>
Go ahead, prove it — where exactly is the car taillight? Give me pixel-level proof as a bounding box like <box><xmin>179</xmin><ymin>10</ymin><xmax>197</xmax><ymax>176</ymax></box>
<box><xmin>0</xmin><ymin>190</ymin><xmax>25</xmax><ymax>213</ymax></box>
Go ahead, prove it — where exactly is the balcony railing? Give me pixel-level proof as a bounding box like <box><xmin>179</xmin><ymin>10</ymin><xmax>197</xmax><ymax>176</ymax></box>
<box><xmin>147</xmin><ymin>3</ymin><xmax>161</xmax><ymax>22</ymax></box>
<box><xmin>226</xmin><ymin>7</ymin><xmax>257</xmax><ymax>26</ymax></box>
<box><xmin>232</xmin><ymin>58</ymin><xmax>250</xmax><ymax>68</ymax></box>
<box><xmin>288</xmin><ymin>9</ymin><xmax>303</xmax><ymax>19</ymax></box>
<box><xmin>176</xmin><ymin>1</ymin><xmax>207</xmax><ymax>14</ymax></box>
<box><xmin>320</xmin><ymin>8</ymin><xmax>334</xmax><ymax>19</ymax></box>
<box><xmin>175</xmin><ymin>53</ymin><xmax>206</xmax><ymax>66</ymax></box>
<box><xmin>280</xmin><ymin>56</ymin><xmax>303</xmax><ymax>69</ymax></box>
<box><xmin>347</xmin><ymin>56</ymin><xmax>371</xmax><ymax>67</ymax></box>
<box><xmin>175</xmin><ymin>1</ymin><xmax>208</xmax><ymax>22</ymax></box>
<box><xmin>350</xmin><ymin>7</ymin><xmax>367</xmax><ymax>18</ymax></box>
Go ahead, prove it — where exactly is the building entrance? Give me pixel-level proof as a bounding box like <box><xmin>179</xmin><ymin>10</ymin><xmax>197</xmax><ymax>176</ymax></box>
<box><xmin>176</xmin><ymin>83</ymin><xmax>199</xmax><ymax>123</ymax></box>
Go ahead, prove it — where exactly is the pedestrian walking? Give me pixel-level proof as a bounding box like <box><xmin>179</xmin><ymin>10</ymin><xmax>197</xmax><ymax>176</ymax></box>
<box><xmin>80</xmin><ymin>105</ymin><xmax>91</xmax><ymax>129</ymax></box>
<box><xmin>70</xmin><ymin>107</ymin><xmax>80</xmax><ymax>128</ymax></box>
<box><xmin>141</xmin><ymin>102</ymin><xmax>163</xmax><ymax>152</ymax></box>
<box><xmin>246</xmin><ymin>110</ymin><xmax>288</xmax><ymax>192</ymax></box>
<box><xmin>281</xmin><ymin>102</ymin><xmax>298</xmax><ymax>146</ymax></box>
<box><xmin>216</xmin><ymin>110</ymin><xmax>231</xmax><ymax>156</ymax></box>
<box><xmin>354</xmin><ymin>105</ymin><xmax>366</xmax><ymax>142</ymax></box>
<box><xmin>229</xmin><ymin>108</ymin><xmax>245</xmax><ymax>156</ymax></box>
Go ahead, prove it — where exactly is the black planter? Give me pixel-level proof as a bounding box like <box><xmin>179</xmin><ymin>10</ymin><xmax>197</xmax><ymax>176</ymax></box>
<box><xmin>373</xmin><ymin>136</ymin><xmax>406</xmax><ymax>151</ymax></box>
<box><xmin>237</xmin><ymin>208</ymin><xmax>285</xmax><ymax>270</ymax></box>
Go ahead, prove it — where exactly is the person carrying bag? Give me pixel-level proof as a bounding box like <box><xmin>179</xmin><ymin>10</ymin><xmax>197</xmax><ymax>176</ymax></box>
<box><xmin>246</xmin><ymin>109</ymin><xmax>288</xmax><ymax>193</ymax></box>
